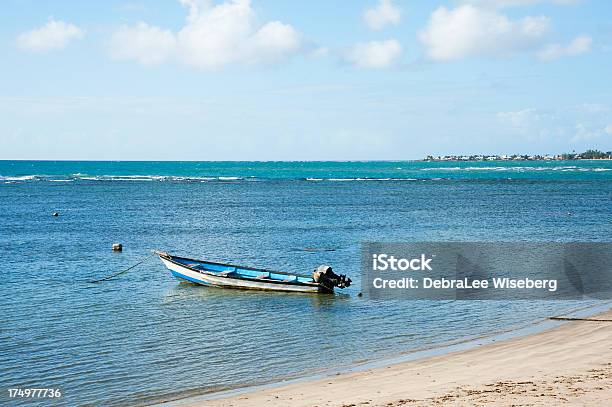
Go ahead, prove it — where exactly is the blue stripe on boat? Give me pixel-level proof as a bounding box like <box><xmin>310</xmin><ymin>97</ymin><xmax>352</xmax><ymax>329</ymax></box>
<box><xmin>172</xmin><ymin>256</ymin><xmax>313</xmax><ymax>284</ymax></box>
<box><xmin>171</xmin><ymin>270</ymin><xmax>209</xmax><ymax>285</ymax></box>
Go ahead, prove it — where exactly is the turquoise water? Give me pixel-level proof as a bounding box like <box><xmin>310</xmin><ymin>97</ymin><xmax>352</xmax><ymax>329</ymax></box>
<box><xmin>1</xmin><ymin>160</ymin><xmax>611</xmax><ymax>406</ymax></box>
<box><xmin>1</xmin><ymin>159</ymin><xmax>611</xmax><ymax>182</ymax></box>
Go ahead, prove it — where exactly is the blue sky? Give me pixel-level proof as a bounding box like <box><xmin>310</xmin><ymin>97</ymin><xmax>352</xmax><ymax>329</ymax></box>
<box><xmin>1</xmin><ymin>0</ymin><xmax>611</xmax><ymax>160</ymax></box>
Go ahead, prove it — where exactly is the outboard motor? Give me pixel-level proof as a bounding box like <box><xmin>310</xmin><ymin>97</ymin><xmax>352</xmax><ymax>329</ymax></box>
<box><xmin>312</xmin><ymin>265</ymin><xmax>352</xmax><ymax>290</ymax></box>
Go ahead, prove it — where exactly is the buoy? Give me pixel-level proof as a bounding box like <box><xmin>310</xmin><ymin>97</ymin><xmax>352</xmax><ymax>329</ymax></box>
<box><xmin>52</xmin><ymin>212</ymin><xmax>59</xmax><ymax>217</ymax></box>
<box><xmin>112</xmin><ymin>243</ymin><xmax>123</xmax><ymax>252</ymax></box>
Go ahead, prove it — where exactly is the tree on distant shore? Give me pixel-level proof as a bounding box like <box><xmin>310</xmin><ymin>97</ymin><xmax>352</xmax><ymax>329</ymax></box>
<box><xmin>561</xmin><ymin>152</ymin><xmax>576</xmax><ymax>160</ymax></box>
<box><xmin>576</xmin><ymin>149</ymin><xmax>611</xmax><ymax>159</ymax></box>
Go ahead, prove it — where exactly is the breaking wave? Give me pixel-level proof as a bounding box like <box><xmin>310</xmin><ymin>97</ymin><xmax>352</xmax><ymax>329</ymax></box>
<box><xmin>0</xmin><ymin>175</ymin><xmax>40</xmax><ymax>181</ymax></box>
<box><xmin>306</xmin><ymin>177</ymin><xmax>419</xmax><ymax>182</ymax></box>
<box><xmin>1</xmin><ymin>164</ymin><xmax>609</xmax><ymax>184</ymax></box>
<box><xmin>0</xmin><ymin>174</ymin><xmax>248</xmax><ymax>183</ymax></box>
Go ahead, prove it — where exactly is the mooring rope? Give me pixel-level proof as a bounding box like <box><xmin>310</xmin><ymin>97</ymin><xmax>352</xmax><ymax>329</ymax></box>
<box><xmin>89</xmin><ymin>253</ymin><xmax>155</xmax><ymax>283</ymax></box>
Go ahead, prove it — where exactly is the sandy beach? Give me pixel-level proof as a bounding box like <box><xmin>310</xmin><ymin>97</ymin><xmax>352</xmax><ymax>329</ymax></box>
<box><xmin>198</xmin><ymin>311</ymin><xmax>612</xmax><ymax>407</ymax></box>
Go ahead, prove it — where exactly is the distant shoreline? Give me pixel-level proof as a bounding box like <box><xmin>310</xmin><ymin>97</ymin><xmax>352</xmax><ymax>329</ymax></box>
<box><xmin>423</xmin><ymin>157</ymin><xmax>612</xmax><ymax>162</ymax></box>
<box><xmin>423</xmin><ymin>150</ymin><xmax>612</xmax><ymax>162</ymax></box>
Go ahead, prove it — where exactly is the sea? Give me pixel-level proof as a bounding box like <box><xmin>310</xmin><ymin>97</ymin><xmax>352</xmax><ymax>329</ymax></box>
<box><xmin>1</xmin><ymin>160</ymin><xmax>611</xmax><ymax>406</ymax></box>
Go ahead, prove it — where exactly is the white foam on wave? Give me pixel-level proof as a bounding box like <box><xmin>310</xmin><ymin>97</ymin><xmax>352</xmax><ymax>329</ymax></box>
<box><xmin>421</xmin><ymin>167</ymin><xmax>462</xmax><ymax>171</ymax></box>
<box><xmin>112</xmin><ymin>175</ymin><xmax>159</xmax><ymax>181</ymax></box>
<box><xmin>77</xmin><ymin>175</ymin><xmax>155</xmax><ymax>181</ymax></box>
<box><xmin>73</xmin><ymin>174</ymin><xmax>244</xmax><ymax>182</ymax></box>
<box><xmin>307</xmin><ymin>177</ymin><xmax>419</xmax><ymax>182</ymax></box>
<box><xmin>0</xmin><ymin>175</ymin><xmax>38</xmax><ymax>181</ymax></box>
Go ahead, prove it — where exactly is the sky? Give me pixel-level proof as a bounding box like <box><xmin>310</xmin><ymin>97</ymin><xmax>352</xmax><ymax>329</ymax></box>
<box><xmin>1</xmin><ymin>0</ymin><xmax>611</xmax><ymax>160</ymax></box>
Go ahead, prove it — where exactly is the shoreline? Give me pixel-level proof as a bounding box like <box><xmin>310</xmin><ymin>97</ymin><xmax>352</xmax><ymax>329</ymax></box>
<box><xmin>422</xmin><ymin>158</ymin><xmax>612</xmax><ymax>162</ymax></box>
<box><xmin>156</xmin><ymin>302</ymin><xmax>612</xmax><ymax>407</ymax></box>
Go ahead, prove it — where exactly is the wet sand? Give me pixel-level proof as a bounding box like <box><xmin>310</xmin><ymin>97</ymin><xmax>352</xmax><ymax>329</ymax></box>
<box><xmin>197</xmin><ymin>311</ymin><xmax>612</xmax><ymax>407</ymax></box>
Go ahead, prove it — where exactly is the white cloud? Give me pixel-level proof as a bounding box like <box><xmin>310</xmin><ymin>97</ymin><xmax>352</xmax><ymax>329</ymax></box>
<box><xmin>419</xmin><ymin>5</ymin><xmax>550</xmax><ymax>61</ymax></box>
<box><xmin>497</xmin><ymin>105</ymin><xmax>612</xmax><ymax>145</ymax></box>
<box><xmin>573</xmin><ymin>103</ymin><xmax>611</xmax><ymax>114</ymax></box>
<box><xmin>496</xmin><ymin>108</ymin><xmax>556</xmax><ymax>135</ymax></box>
<box><xmin>538</xmin><ymin>35</ymin><xmax>591</xmax><ymax>61</ymax></box>
<box><xmin>458</xmin><ymin>0</ymin><xmax>540</xmax><ymax>7</ymax></box>
<box><xmin>109</xmin><ymin>22</ymin><xmax>175</xmax><ymax>65</ymax></box>
<box><xmin>16</xmin><ymin>19</ymin><xmax>84</xmax><ymax>53</ymax></box>
<box><xmin>572</xmin><ymin>122</ymin><xmax>602</xmax><ymax>142</ymax></box>
<box><xmin>363</xmin><ymin>0</ymin><xmax>401</xmax><ymax>30</ymax></box>
<box><xmin>310</xmin><ymin>47</ymin><xmax>330</xmax><ymax>58</ymax></box>
<box><xmin>110</xmin><ymin>0</ymin><xmax>302</xmax><ymax>69</ymax></box>
<box><xmin>344</xmin><ymin>39</ymin><xmax>402</xmax><ymax>68</ymax></box>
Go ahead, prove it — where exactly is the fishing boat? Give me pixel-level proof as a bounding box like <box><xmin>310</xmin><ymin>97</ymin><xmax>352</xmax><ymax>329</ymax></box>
<box><xmin>154</xmin><ymin>251</ymin><xmax>351</xmax><ymax>293</ymax></box>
